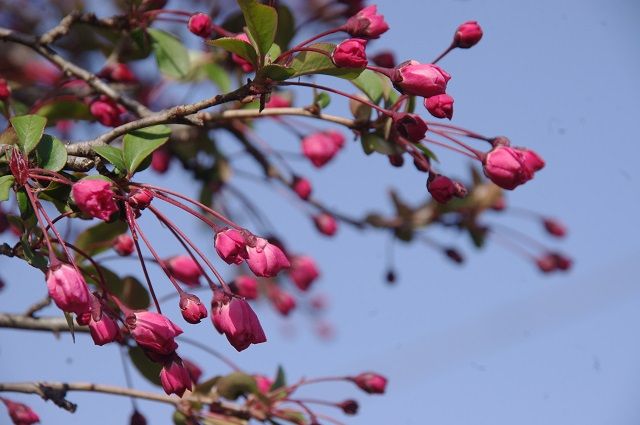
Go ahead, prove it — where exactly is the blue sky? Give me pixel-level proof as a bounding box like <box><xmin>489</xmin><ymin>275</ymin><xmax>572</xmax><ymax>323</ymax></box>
<box><xmin>1</xmin><ymin>1</ymin><xmax>640</xmax><ymax>424</ymax></box>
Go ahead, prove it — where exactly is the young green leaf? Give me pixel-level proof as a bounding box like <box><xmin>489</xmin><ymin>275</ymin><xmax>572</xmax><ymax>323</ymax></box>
<box><xmin>148</xmin><ymin>29</ymin><xmax>191</xmax><ymax>79</ymax></box>
<box><xmin>290</xmin><ymin>43</ymin><xmax>363</xmax><ymax>79</ymax></box>
<box><xmin>274</xmin><ymin>5</ymin><xmax>295</xmax><ymax>49</ymax></box>
<box><xmin>93</xmin><ymin>145</ymin><xmax>126</xmax><ymax>171</ymax></box>
<box><xmin>10</xmin><ymin>114</ymin><xmax>47</xmax><ymax>154</ymax></box>
<box><xmin>216</xmin><ymin>372</ymin><xmax>259</xmax><ymax>400</ymax></box>
<box><xmin>122</xmin><ymin>125</ymin><xmax>171</xmax><ymax>174</ymax></box>
<box><xmin>35</xmin><ymin>134</ymin><xmax>68</xmax><ymax>171</ymax></box>
<box><xmin>35</xmin><ymin>100</ymin><xmax>93</xmax><ymax>123</ymax></box>
<box><xmin>0</xmin><ymin>175</ymin><xmax>14</xmax><ymax>201</ymax></box>
<box><xmin>259</xmin><ymin>64</ymin><xmax>295</xmax><ymax>81</ymax></box>
<box><xmin>129</xmin><ymin>346</ymin><xmax>162</xmax><ymax>386</ymax></box>
<box><xmin>351</xmin><ymin>69</ymin><xmax>385</xmax><ymax>103</ymax></box>
<box><xmin>314</xmin><ymin>92</ymin><xmax>331</xmax><ymax>109</ymax></box>
<box><xmin>237</xmin><ymin>0</ymin><xmax>278</xmax><ymax>56</ymax></box>
<box><xmin>74</xmin><ymin>221</ymin><xmax>128</xmax><ymax>258</ymax></box>
<box><xmin>208</xmin><ymin>37</ymin><xmax>258</xmax><ymax>66</ymax></box>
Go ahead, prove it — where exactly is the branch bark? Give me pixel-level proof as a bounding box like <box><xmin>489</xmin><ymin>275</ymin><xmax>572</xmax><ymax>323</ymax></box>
<box><xmin>0</xmin><ymin>313</ymin><xmax>87</xmax><ymax>333</ymax></box>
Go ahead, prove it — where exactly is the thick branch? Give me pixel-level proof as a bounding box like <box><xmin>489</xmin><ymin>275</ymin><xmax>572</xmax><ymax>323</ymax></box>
<box><xmin>0</xmin><ymin>313</ymin><xmax>87</xmax><ymax>333</ymax></box>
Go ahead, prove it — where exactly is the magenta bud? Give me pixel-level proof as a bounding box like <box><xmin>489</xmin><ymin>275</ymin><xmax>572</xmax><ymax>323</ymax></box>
<box><xmin>313</xmin><ymin>212</ymin><xmax>338</xmax><ymax>237</ymax></box>
<box><xmin>388</xmin><ymin>154</ymin><xmax>404</xmax><ymax>167</ymax></box>
<box><xmin>267</xmin><ymin>285</ymin><xmax>297</xmax><ymax>316</ymax></box>
<box><xmin>413</xmin><ymin>154</ymin><xmax>431</xmax><ymax>172</ymax></box>
<box><xmin>289</xmin><ymin>255</ymin><xmax>320</xmax><ymax>291</ymax></box>
<box><xmin>332</xmin><ymin>38</ymin><xmax>368</xmax><ymax>68</ymax></box>
<box><xmin>179</xmin><ymin>294</ymin><xmax>208</xmax><ymax>324</ymax></box>
<box><xmin>1</xmin><ymin>398</ymin><xmax>40</xmax><ymax>425</ymax></box>
<box><xmin>46</xmin><ymin>263</ymin><xmax>91</xmax><ymax>316</ymax></box>
<box><xmin>339</xmin><ymin>399</ymin><xmax>359</xmax><ymax>415</ymax></box>
<box><xmin>536</xmin><ymin>255</ymin><xmax>556</xmax><ymax>273</ymax></box>
<box><xmin>343</xmin><ymin>5</ymin><xmax>389</xmax><ymax>39</ymax></box>
<box><xmin>444</xmin><ymin>248</ymin><xmax>464</xmax><ymax>264</ymax></box>
<box><xmin>371</xmin><ymin>50</ymin><xmax>396</xmax><ymax>68</ymax></box>
<box><xmin>151</xmin><ymin>148</ymin><xmax>171</xmax><ymax>173</ymax></box>
<box><xmin>182</xmin><ymin>358</ymin><xmax>203</xmax><ymax>384</ymax></box>
<box><xmin>394</xmin><ymin>60</ymin><xmax>451</xmax><ymax>99</ymax></box>
<box><xmin>392</xmin><ymin>112</ymin><xmax>428</xmax><ymax>142</ymax></box>
<box><xmin>165</xmin><ymin>255</ymin><xmax>202</xmax><ymax>287</ymax></box>
<box><xmin>0</xmin><ymin>78</ymin><xmax>11</xmax><ymax>101</ymax></box>
<box><xmin>254</xmin><ymin>374</ymin><xmax>274</xmax><ymax>393</ymax></box>
<box><xmin>427</xmin><ymin>174</ymin><xmax>467</xmax><ymax>204</ymax></box>
<box><xmin>89</xmin><ymin>96</ymin><xmax>126</xmax><ymax>127</ymax></box>
<box><xmin>89</xmin><ymin>313</ymin><xmax>120</xmax><ymax>346</ymax></box>
<box><xmin>246</xmin><ymin>237</ymin><xmax>290</xmax><ymax>277</ymax></box>
<box><xmin>266</xmin><ymin>94</ymin><xmax>292</xmax><ymax>108</ymax></box>
<box><xmin>160</xmin><ymin>358</ymin><xmax>193</xmax><ymax>397</ymax></box>
<box><xmin>72</xmin><ymin>179</ymin><xmax>118</xmax><ymax>221</ymax></box>
<box><xmin>291</xmin><ymin>176</ymin><xmax>312</xmax><ymax>200</ymax></box>
<box><xmin>76</xmin><ymin>311</ymin><xmax>91</xmax><ymax>326</ymax></box>
<box><xmin>424</xmin><ymin>94</ymin><xmax>454</xmax><ymax>120</ymax></box>
<box><xmin>301</xmin><ymin>131</ymin><xmax>345</xmax><ymax>168</ymax></box>
<box><xmin>99</xmin><ymin>63</ymin><xmax>137</xmax><ymax>83</ymax></box>
<box><xmin>454</xmin><ymin>21</ymin><xmax>483</xmax><ymax>49</ymax></box>
<box><xmin>543</xmin><ymin>218</ymin><xmax>566</xmax><ymax>238</ymax></box>
<box><xmin>113</xmin><ymin>234</ymin><xmax>134</xmax><ymax>256</ymax></box>
<box><xmin>385</xmin><ymin>268</ymin><xmax>397</xmax><ymax>284</ymax></box>
<box><xmin>129</xmin><ymin>410</ymin><xmax>147</xmax><ymax>425</ymax></box>
<box><xmin>211</xmin><ymin>296</ymin><xmax>267</xmax><ymax>351</ymax></box>
<box><xmin>483</xmin><ymin>146</ymin><xmax>544</xmax><ymax>190</ymax></box>
<box><xmin>351</xmin><ymin>372</ymin><xmax>388</xmax><ymax>394</ymax></box>
<box><xmin>215</xmin><ymin>228</ymin><xmax>248</xmax><ymax>265</ymax></box>
<box><xmin>231</xmin><ymin>275</ymin><xmax>259</xmax><ymax>300</ymax></box>
<box><xmin>188</xmin><ymin>13</ymin><xmax>213</xmax><ymax>38</ymax></box>
<box><xmin>128</xmin><ymin>311</ymin><xmax>183</xmax><ymax>355</ymax></box>
<box><xmin>128</xmin><ymin>188</ymin><xmax>154</xmax><ymax>210</ymax></box>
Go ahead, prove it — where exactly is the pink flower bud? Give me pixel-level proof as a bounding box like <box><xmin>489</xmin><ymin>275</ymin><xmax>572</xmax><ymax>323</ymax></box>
<box><xmin>388</xmin><ymin>154</ymin><xmax>404</xmax><ymax>167</ymax></box>
<box><xmin>46</xmin><ymin>263</ymin><xmax>91</xmax><ymax>315</ymax></box>
<box><xmin>188</xmin><ymin>13</ymin><xmax>213</xmax><ymax>38</ymax></box>
<box><xmin>371</xmin><ymin>51</ymin><xmax>396</xmax><ymax>68</ymax></box>
<box><xmin>113</xmin><ymin>234</ymin><xmax>134</xmax><ymax>256</ymax></box>
<box><xmin>427</xmin><ymin>174</ymin><xmax>467</xmax><ymax>204</ymax></box>
<box><xmin>151</xmin><ymin>148</ymin><xmax>171</xmax><ymax>173</ymax></box>
<box><xmin>454</xmin><ymin>21</ymin><xmax>483</xmax><ymax>49</ymax></box>
<box><xmin>424</xmin><ymin>94</ymin><xmax>454</xmax><ymax>120</ymax></box>
<box><xmin>392</xmin><ymin>112</ymin><xmax>428</xmax><ymax>142</ymax></box>
<box><xmin>313</xmin><ymin>212</ymin><xmax>338</xmax><ymax>236</ymax></box>
<box><xmin>301</xmin><ymin>131</ymin><xmax>345</xmax><ymax>168</ymax></box>
<box><xmin>339</xmin><ymin>399</ymin><xmax>359</xmax><ymax>415</ymax></box>
<box><xmin>246</xmin><ymin>237</ymin><xmax>290</xmax><ymax>277</ymax></box>
<box><xmin>444</xmin><ymin>248</ymin><xmax>464</xmax><ymax>264</ymax></box>
<box><xmin>543</xmin><ymin>218</ymin><xmax>566</xmax><ymax>238</ymax></box>
<box><xmin>343</xmin><ymin>5</ymin><xmax>389</xmax><ymax>39</ymax></box>
<box><xmin>72</xmin><ymin>179</ymin><xmax>118</xmax><ymax>221</ymax></box>
<box><xmin>536</xmin><ymin>255</ymin><xmax>556</xmax><ymax>273</ymax></box>
<box><xmin>231</xmin><ymin>275</ymin><xmax>259</xmax><ymax>300</ymax></box>
<box><xmin>90</xmin><ymin>97</ymin><xmax>126</xmax><ymax>127</ymax></box>
<box><xmin>536</xmin><ymin>252</ymin><xmax>572</xmax><ymax>273</ymax></box>
<box><xmin>215</xmin><ymin>228</ymin><xmax>248</xmax><ymax>265</ymax></box>
<box><xmin>129</xmin><ymin>311</ymin><xmax>183</xmax><ymax>355</ymax></box>
<box><xmin>1</xmin><ymin>398</ymin><xmax>40</xmax><ymax>425</ymax></box>
<box><xmin>291</xmin><ymin>177</ymin><xmax>312</xmax><ymax>200</ymax></box>
<box><xmin>179</xmin><ymin>293</ymin><xmax>208</xmax><ymax>324</ymax></box>
<box><xmin>159</xmin><ymin>359</ymin><xmax>193</xmax><ymax>397</ymax></box>
<box><xmin>266</xmin><ymin>94</ymin><xmax>291</xmax><ymax>108</ymax></box>
<box><xmin>332</xmin><ymin>38</ymin><xmax>368</xmax><ymax>68</ymax></box>
<box><xmin>99</xmin><ymin>63</ymin><xmax>137</xmax><ymax>83</ymax></box>
<box><xmin>76</xmin><ymin>311</ymin><xmax>91</xmax><ymax>326</ymax></box>
<box><xmin>231</xmin><ymin>33</ymin><xmax>255</xmax><ymax>73</ymax></box>
<box><xmin>351</xmin><ymin>372</ymin><xmax>387</xmax><ymax>394</ymax></box>
<box><xmin>166</xmin><ymin>255</ymin><xmax>203</xmax><ymax>287</ymax></box>
<box><xmin>89</xmin><ymin>313</ymin><xmax>120</xmax><ymax>346</ymax></box>
<box><xmin>482</xmin><ymin>146</ymin><xmax>544</xmax><ymax>190</ymax></box>
<box><xmin>267</xmin><ymin>285</ymin><xmax>296</xmax><ymax>316</ymax></box>
<box><xmin>128</xmin><ymin>188</ymin><xmax>154</xmax><ymax>210</ymax></box>
<box><xmin>182</xmin><ymin>358</ymin><xmax>203</xmax><ymax>384</ymax></box>
<box><xmin>394</xmin><ymin>60</ymin><xmax>451</xmax><ymax>98</ymax></box>
<box><xmin>211</xmin><ymin>296</ymin><xmax>267</xmax><ymax>351</ymax></box>
<box><xmin>0</xmin><ymin>78</ymin><xmax>11</xmax><ymax>101</ymax></box>
<box><xmin>289</xmin><ymin>255</ymin><xmax>320</xmax><ymax>291</ymax></box>
<box><xmin>254</xmin><ymin>374</ymin><xmax>274</xmax><ymax>393</ymax></box>
<box><xmin>129</xmin><ymin>410</ymin><xmax>147</xmax><ymax>425</ymax></box>
<box><xmin>553</xmin><ymin>252</ymin><xmax>572</xmax><ymax>271</ymax></box>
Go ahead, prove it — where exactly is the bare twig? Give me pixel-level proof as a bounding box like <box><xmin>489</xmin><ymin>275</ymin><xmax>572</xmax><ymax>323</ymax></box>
<box><xmin>0</xmin><ymin>313</ymin><xmax>87</xmax><ymax>333</ymax></box>
<box><xmin>24</xmin><ymin>297</ymin><xmax>51</xmax><ymax>318</ymax></box>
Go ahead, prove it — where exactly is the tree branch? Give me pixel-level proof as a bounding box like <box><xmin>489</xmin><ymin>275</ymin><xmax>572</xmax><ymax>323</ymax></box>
<box><xmin>0</xmin><ymin>313</ymin><xmax>87</xmax><ymax>333</ymax></box>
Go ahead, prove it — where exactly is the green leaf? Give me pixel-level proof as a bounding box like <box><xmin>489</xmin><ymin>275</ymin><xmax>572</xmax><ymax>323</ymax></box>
<box><xmin>16</xmin><ymin>189</ymin><xmax>34</xmax><ymax>221</ymax></box>
<box><xmin>83</xmin><ymin>264</ymin><xmax>150</xmax><ymax>309</ymax></box>
<box><xmin>203</xmin><ymin>63</ymin><xmax>232</xmax><ymax>92</ymax></box>
<box><xmin>237</xmin><ymin>0</ymin><xmax>278</xmax><ymax>57</ymax></box>
<box><xmin>314</xmin><ymin>92</ymin><xmax>331</xmax><ymax>109</ymax></box>
<box><xmin>35</xmin><ymin>134</ymin><xmax>67</xmax><ymax>171</ymax></box>
<box><xmin>0</xmin><ymin>175</ymin><xmax>14</xmax><ymax>201</ymax></box>
<box><xmin>148</xmin><ymin>28</ymin><xmax>190</xmax><ymax>79</ymax></box>
<box><xmin>270</xmin><ymin>365</ymin><xmax>286</xmax><ymax>391</ymax></box>
<box><xmin>129</xmin><ymin>346</ymin><xmax>162</xmax><ymax>386</ymax></box>
<box><xmin>259</xmin><ymin>64</ymin><xmax>295</xmax><ymax>81</ymax></box>
<box><xmin>20</xmin><ymin>238</ymin><xmax>48</xmax><ymax>271</ymax></box>
<box><xmin>123</xmin><ymin>125</ymin><xmax>171</xmax><ymax>174</ymax></box>
<box><xmin>415</xmin><ymin>143</ymin><xmax>439</xmax><ymax>162</ymax></box>
<box><xmin>35</xmin><ymin>100</ymin><xmax>93</xmax><ymax>123</ymax></box>
<box><xmin>93</xmin><ymin>145</ymin><xmax>126</xmax><ymax>171</ymax></box>
<box><xmin>274</xmin><ymin>5</ymin><xmax>295</xmax><ymax>49</ymax></box>
<box><xmin>208</xmin><ymin>37</ymin><xmax>258</xmax><ymax>66</ymax></box>
<box><xmin>10</xmin><ymin>114</ymin><xmax>47</xmax><ymax>154</ymax></box>
<box><xmin>64</xmin><ymin>311</ymin><xmax>76</xmax><ymax>342</ymax></box>
<box><xmin>216</xmin><ymin>372</ymin><xmax>258</xmax><ymax>400</ymax></box>
<box><xmin>75</xmin><ymin>221</ymin><xmax>128</xmax><ymax>257</ymax></box>
<box><xmin>290</xmin><ymin>43</ymin><xmax>364</xmax><ymax>79</ymax></box>
<box><xmin>360</xmin><ymin>132</ymin><xmax>399</xmax><ymax>155</ymax></box>
<box><xmin>351</xmin><ymin>69</ymin><xmax>384</xmax><ymax>103</ymax></box>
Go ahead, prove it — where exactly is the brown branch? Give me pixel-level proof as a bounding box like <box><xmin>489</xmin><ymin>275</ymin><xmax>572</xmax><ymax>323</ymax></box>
<box><xmin>0</xmin><ymin>313</ymin><xmax>88</xmax><ymax>333</ymax></box>
<box><xmin>39</xmin><ymin>12</ymin><xmax>128</xmax><ymax>45</ymax></box>
<box><xmin>23</xmin><ymin>297</ymin><xmax>51</xmax><ymax>317</ymax></box>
